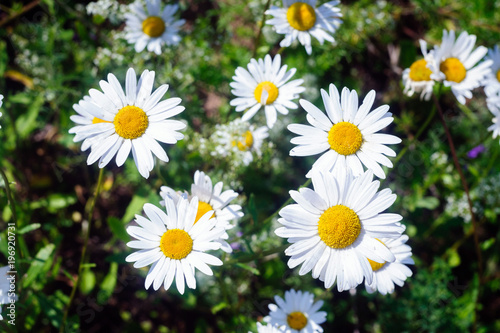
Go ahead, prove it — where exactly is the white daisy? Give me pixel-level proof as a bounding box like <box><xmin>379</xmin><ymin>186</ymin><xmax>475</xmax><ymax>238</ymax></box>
<box><xmin>402</xmin><ymin>40</ymin><xmax>435</xmax><ymax>101</ymax></box>
<box><xmin>365</xmin><ymin>234</ymin><xmax>414</xmax><ymax>295</ymax></box>
<box><xmin>72</xmin><ymin>68</ymin><xmax>185</xmax><ymax>179</ymax></box>
<box><xmin>488</xmin><ymin>106</ymin><xmax>500</xmax><ymax>141</ymax></box>
<box><xmin>125</xmin><ymin>196</ymin><xmax>224</xmax><ymax>294</ymax></box>
<box><xmin>230</xmin><ymin>54</ymin><xmax>305</xmax><ymax>128</ymax></box>
<box><xmin>124</xmin><ymin>0</ymin><xmax>185</xmax><ymax>55</ymax></box>
<box><xmin>69</xmin><ymin>96</ymin><xmax>108</xmax><ymax>151</ymax></box>
<box><xmin>264</xmin><ymin>289</ymin><xmax>326</xmax><ymax>333</ymax></box>
<box><xmin>252</xmin><ymin>322</ymin><xmax>284</xmax><ymax>333</ymax></box>
<box><xmin>276</xmin><ymin>170</ymin><xmax>405</xmax><ymax>291</ymax></box>
<box><xmin>159</xmin><ymin>170</ymin><xmax>243</xmax><ymax>253</ymax></box>
<box><xmin>483</xmin><ymin>45</ymin><xmax>500</xmax><ymax>98</ymax></box>
<box><xmin>211</xmin><ymin>118</ymin><xmax>269</xmax><ymax>166</ymax></box>
<box><xmin>266</xmin><ymin>0</ymin><xmax>342</xmax><ymax>55</ymax></box>
<box><xmin>0</xmin><ymin>265</ymin><xmax>11</xmax><ymax>320</ymax></box>
<box><xmin>288</xmin><ymin>83</ymin><xmax>401</xmax><ymax>179</ymax></box>
<box><xmin>429</xmin><ymin>30</ymin><xmax>492</xmax><ymax>105</ymax></box>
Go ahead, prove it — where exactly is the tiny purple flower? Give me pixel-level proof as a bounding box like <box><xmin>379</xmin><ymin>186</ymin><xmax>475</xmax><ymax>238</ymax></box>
<box><xmin>467</xmin><ymin>144</ymin><xmax>485</xmax><ymax>159</ymax></box>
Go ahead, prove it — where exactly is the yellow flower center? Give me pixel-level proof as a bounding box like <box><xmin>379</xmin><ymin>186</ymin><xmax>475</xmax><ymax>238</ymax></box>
<box><xmin>318</xmin><ymin>205</ymin><xmax>361</xmax><ymax>249</ymax></box>
<box><xmin>408</xmin><ymin>59</ymin><xmax>432</xmax><ymax>81</ymax></box>
<box><xmin>496</xmin><ymin>69</ymin><xmax>500</xmax><ymax>83</ymax></box>
<box><xmin>92</xmin><ymin>117</ymin><xmax>111</xmax><ymax>124</ymax></box>
<box><xmin>440</xmin><ymin>57</ymin><xmax>466</xmax><ymax>83</ymax></box>
<box><xmin>286</xmin><ymin>2</ymin><xmax>317</xmax><ymax>31</ymax></box>
<box><xmin>159</xmin><ymin>229</ymin><xmax>193</xmax><ymax>260</ymax></box>
<box><xmin>328</xmin><ymin>122</ymin><xmax>363</xmax><ymax>156</ymax></box>
<box><xmin>195</xmin><ymin>201</ymin><xmax>215</xmax><ymax>224</ymax></box>
<box><xmin>114</xmin><ymin>105</ymin><xmax>149</xmax><ymax>139</ymax></box>
<box><xmin>233</xmin><ymin>130</ymin><xmax>254</xmax><ymax>151</ymax></box>
<box><xmin>142</xmin><ymin>16</ymin><xmax>166</xmax><ymax>38</ymax></box>
<box><xmin>367</xmin><ymin>239</ymin><xmax>387</xmax><ymax>271</ymax></box>
<box><xmin>254</xmin><ymin>81</ymin><xmax>279</xmax><ymax>105</ymax></box>
<box><xmin>287</xmin><ymin>311</ymin><xmax>308</xmax><ymax>330</ymax></box>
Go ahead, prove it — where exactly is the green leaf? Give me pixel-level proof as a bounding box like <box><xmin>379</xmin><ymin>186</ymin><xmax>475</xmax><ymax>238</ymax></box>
<box><xmin>16</xmin><ymin>223</ymin><xmax>41</xmax><ymax>235</ymax></box>
<box><xmin>211</xmin><ymin>302</ymin><xmax>228</xmax><ymax>314</ymax></box>
<box><xmin>15</xmin><ymin>94</ymin><xmax>44</xmax><ymax>139</ymax></box>
<box><xmin>248</xmin><ymin>193</ymin><xmax>258</xmax><ymax>223</ymax></box>
<box><xmin>98</xmin><ymin>262</ymin><xmax>118</xmax><ymax>305</ymax></box>
<box><xmin>415</xmin><ymin>197</ymin><xmax>440</xmax><ymax>210</ymax></box>
<box><xmin>23</xmin><ymin>243</ymin><xmax>55</xmax><ymax>288</ymax></box>
<box><xmin>29</xmin><ymin>193</ymin><xmax>77</xmax><ymax>214</ymax></box>
<box><xmin>121</xmin><ymin>193</ymin><xmax>149</xmax><ymax>224</ymax></box>
<box><xmin>107</xmin><ymin>217</ymin><xmax>129</xmax><ymax>242</ymax></box>
<box><xmin>446</xmin><ymin>248</ymin><xmax>461</xmax><ymax>268</ymax></box>
<box><xmin>79</xmin><ymin>268</ymin><xmax>96</xmax><ymax>295</ymax></box>
<box><xmin>235</xmin><ymin>263</ymin><xmax>260</xmax><ymax>275</ymax></box>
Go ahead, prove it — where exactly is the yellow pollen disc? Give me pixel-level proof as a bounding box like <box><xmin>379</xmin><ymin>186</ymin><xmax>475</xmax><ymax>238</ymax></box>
<box><xmin>92</xmin><ymin>117</ymin><xmax>111</xmax><ymax>124</ymax></box>
<box><xmin>367</xmin><ymin>239</ymin><xmax>387</xmax><ymax>271</ymax></box>
<box><xmin>408</xmin><ymin>59</ymin><xmax>432</xmax><ymax>81</ymax></box>
<box><xmin>318</xmin><ymin>205</ymin><xmax>361</xmax><ymax>249</ymax></box>
<box><xmin>142</xmin><ymin>16</ymin><xmax>166</xmax><ymax>38</ymax></box>
<box><xmin>159</xmin><ymin>229</ymin><xmax>193</xmax><ymax>260</ymax></box>
<box><xmin>286</xmin><ymin>2</ymin><xmax>317</xmax><ymax>31</ymax></box>
<box><xmin>195</xmin><ymin>201</ymin><xmax>215</xmax><ymax>224</ymax></box>
<box><xmin>287</xmin><ymin>311</ymin><xmax>308</xmax><ymax>330</ymax></box>
<box><xmin>113</xmin><ymin>105</ymin><xmax>149</xmax><ymax>139</ymax></box>
<box><xmin>440</xmin><ymin>57</ymin><xmax>466</xmax><ymax>83</ymax></box>
<box><xmin>496</xmin><ymin>69</ymin><xmax>500</xmax><ymax>83</ymax></box>
<box><xmin>254</xmin><ymin>81</ymin><xmax>279</xmax><ymax>105</ymax></box>
<box><xmin>234</xmin><ymin>131</ymin><xmax>254</xmax><ymax>151</ymax></box>
<box><xmin>328</xmin><ymin>122</ymin><xmax>363</xmax><ymax>156</ymax></box>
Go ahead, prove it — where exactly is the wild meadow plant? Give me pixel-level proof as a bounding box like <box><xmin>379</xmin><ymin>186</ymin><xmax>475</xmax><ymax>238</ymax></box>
<box><xmin>0</xmin><ymin>0</ymin><xmax>500</xmax><ymax>332</ymax></box>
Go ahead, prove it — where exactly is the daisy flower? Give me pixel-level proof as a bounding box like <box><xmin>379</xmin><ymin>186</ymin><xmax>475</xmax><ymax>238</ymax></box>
<box><xmin>276</xmin><ymin>170</ymin><xmax>405</xmax><ymax>291</ymax></box>
<box><xmin>402</xmin><ymin>40</ymin><xmax>435</xmax><ymax>101</ymax></box>
<box><xmin>483</xmin><ymin>45</ymin><xmax>500</xmax><ymax>97</ymax></box>
<box><xmin>211</xmin><ymin>118</ymin><xmax>269</xmax><ymax>166</ymax></box>
<box><xmin>125</xmin><ymin>196</ymin><xmax>224</xmax><ymax>294</ymax></box>
<box><xmin>429</xmin><ymin>30</ymin><xmax>492</xmax><ymax>105</ymax></box>
<box><xmin>124</xmin><ymin>0</ymin><xmax>185</xmax><ymax>55</ymax></box>
<box><xmin>0</xmin><ymin>265</ymin><xmax>11</xmax><ymax>320</ymax></box>
<box><xmin>288</xmin><ymin>83</ymin><xmax>401</xmax><ymax>179</ymax></box>
<box><xmin>160</xmin><ymin>170</ymin><xmax>243</xmax><ymax>253</ymax></box>
<box><xmin>488</xmin><ymin>106</ymin><xmax>500</xmax><ymax>141</ymax></box>
<box><xmin>252</xmin><ymin>323</ymin><xmax>284</xmax><ymax>333</ymax></box>
<box><xmin>68</xmin><ymin>96</ymin><xmax>107</xmax><ymax>151</ymax></box>
<box><xmin>266</xmin><ymin>0</ymin><xmax>342</xmax><ymax>55</ymax></box>
<box><xmin>230</xmin><ymin>54</ymin><xmax>305</xmax><ymax>128</ymax></box>
<box><xmin>264</xmin><ymin>289</ymin><xmax>326</xmax><ymax>333</ymax></box>
<box><xmin>71</xmin><ymin>68</ymin><xmax>185</xmax><ymax>179</ymax></box>
<box><xmin>365</xmin><ymin>234</ymin><xmax>414</xmax><ymax>295</ymax></box>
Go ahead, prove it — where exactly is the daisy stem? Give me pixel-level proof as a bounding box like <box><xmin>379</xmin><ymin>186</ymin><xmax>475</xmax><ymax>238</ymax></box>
<box><xmin>432</xmin><ymin>94</ymin><xmax>483</xmax><ymax>280</ymax></box>
<box><xmin>252</xmin><ymin>0</ymin><xmax>272</xmax><ymax>58</ymax></box>
<box><xmin>60</xmin><ymin>167</ymin><xmax>105</xmax><ymax>332</ymax></box>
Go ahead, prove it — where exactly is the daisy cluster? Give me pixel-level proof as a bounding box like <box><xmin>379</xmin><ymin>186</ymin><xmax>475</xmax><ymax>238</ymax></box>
<box><xmin>65</xmin><ymin>0</ymin><xmax>417</xmax><ymax>331</ymax></box>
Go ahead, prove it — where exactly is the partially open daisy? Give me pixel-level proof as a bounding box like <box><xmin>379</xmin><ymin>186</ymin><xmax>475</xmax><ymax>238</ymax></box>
<box><xmin>72</xmin><ymin>68</ymin><xmax>185</xmax><ymax>179</ymax></box>
<box><xmin>266</xmin><ymin>1</ymin><xmax>342</xmax><ymax>55</ymax></box>
<box><xmin>288</xmin><ymin>84</ymin><xmax>401</xmax><ymax>179</ymax></box>
<box><xmin>276</xmin><ymin>170</ymin><xmax>405</xmax><ymax>291</ymax></box>
<box><xmin>160</xmin><ymin>170</ymin><xmax>243</xmax><ymax>253</ymax></box>
<box><xmin>402</xmin><ymin>40</ymin><xmax>435</xmax><ymax>101</ymax></box>
<box><xmin>124</xmin><ymin>0</ymin><xmax>185</xmax><ymax>55</ymax></box>
<box><xmin>429</xmin><ymin>30</ymin><xmax>492</xmax><ymax>105</ymax></box>
<box><xmin>264</xmin><ymin>289</ymin><xmax>326</xmax><ymax>333</ymax></box>
<box><xmin>125</xmin><ymin>196</ymin><xmax>224</xmax><ymax>294</ymax></box>
<box><xmin>230</xmin><ymin>54</ymin><xmax>305</xmax><ymax>128</ymax></box>
<box><xmin>364</xmin><ymin>234</ymin><xmax>414</xmax><ymax>295</ymax></box>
